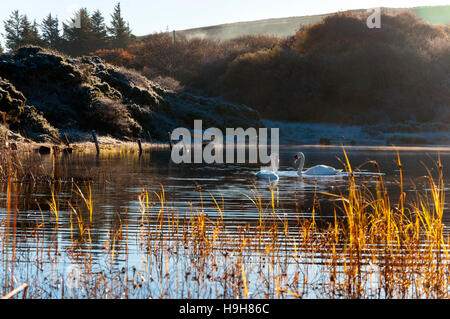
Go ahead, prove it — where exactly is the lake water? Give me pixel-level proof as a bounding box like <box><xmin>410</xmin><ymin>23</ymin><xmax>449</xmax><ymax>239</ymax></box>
<box><xmin>1</xmin><ymin>145</ymin><xmax>449</xmax><ymax>298</ymax></box>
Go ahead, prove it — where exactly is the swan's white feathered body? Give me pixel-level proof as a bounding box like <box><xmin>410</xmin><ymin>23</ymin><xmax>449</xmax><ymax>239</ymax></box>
<box><xmin>294</xmin><ymin>152</ymin><xmax>341</xmax><ymax>176</ymax></box>
<box><xmin>302</xmin><ymin>165</ymin><xmax>341</xmax><ymax>176</ymax></box>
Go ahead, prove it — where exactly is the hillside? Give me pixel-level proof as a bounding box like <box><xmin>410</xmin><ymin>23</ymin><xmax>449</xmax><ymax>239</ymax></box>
<box><xmin>175</xmin><ymin>15</ymin><xmax>327</xmax><ymax>40</ymax></box>
<box><xmin>217</xmin><ymin>11</ymin><xmax>450</xmax><ymax>124</ymax></box>
<box><xmin>0</xmin><ymin>47</ymin><xmax>260</xmax><ymax>143</ymax></box>
<box><xmin>2</xmin><ymin>8</ymin><xmax>448</xmax><ymax>145</ymax></box>
<box><xmin>114</xmin><ymin>9</ymin><xmax>449</xmax><ymax>127</ymax></box>
<box><xmin>164</xmin><ymin>6</ymin><xmax>450</xmax><ymax>41</ymax></box>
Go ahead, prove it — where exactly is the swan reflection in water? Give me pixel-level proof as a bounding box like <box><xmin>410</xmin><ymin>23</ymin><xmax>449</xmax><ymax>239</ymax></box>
<box><xmin>256</xmin><ymin>153</ymin><xmax>280</xmax><ymax>182</ymax></box>
<box><xmin>257</xmin><ymin>151</ymin><xmax>343</xmax><ymax>183</ymax></box>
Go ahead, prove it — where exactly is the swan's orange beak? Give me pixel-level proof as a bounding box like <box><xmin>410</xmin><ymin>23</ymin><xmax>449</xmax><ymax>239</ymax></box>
<box><xmin>293</xmin><ymin>155</ymin><xmax>298</xmax><ymax>164</ymax></box>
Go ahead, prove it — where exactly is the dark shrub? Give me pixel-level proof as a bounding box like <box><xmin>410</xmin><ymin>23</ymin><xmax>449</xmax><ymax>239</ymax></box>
<box><xmin>85</xmin><ymin>97</ymin><xmax>142</xmax><ymax>138</ymax></box>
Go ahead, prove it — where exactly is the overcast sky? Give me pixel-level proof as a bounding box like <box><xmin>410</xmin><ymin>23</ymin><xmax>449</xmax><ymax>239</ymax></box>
<box><xmin>0</xmin><ymin>0</ymin><xmax>449</xmax><ymax>37</ymax></box>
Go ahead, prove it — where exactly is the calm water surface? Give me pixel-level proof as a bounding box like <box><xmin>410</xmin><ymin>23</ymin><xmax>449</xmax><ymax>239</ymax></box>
<box><xmin>1</xmin><ymin>145</ymin><xmax>449</xmax><ymax>297</ymax></box>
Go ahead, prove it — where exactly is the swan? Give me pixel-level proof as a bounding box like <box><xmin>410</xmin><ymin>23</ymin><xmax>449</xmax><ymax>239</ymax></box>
<box><xmin>256</xmin><ymin>153</ymin><xmax>279</xmax><ymax>182</ymax></box>
<box><xmin>294</xmin><ymin>152</ymin><xmax>341</xmax><ymax>176</ymax></box>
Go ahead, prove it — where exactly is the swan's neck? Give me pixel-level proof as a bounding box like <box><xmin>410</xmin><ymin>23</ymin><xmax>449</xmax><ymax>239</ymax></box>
<box><xmin>270</xmin><ymin>153</ymin><xmax>279</xmax><ymax>173</ymax></box>
<box><xmin>297</xmin><ymin>153</ymin><xmax>305</xmax><ymax>174</ymax></box>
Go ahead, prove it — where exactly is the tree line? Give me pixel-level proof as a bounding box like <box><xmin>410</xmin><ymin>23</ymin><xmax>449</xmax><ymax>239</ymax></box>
<box><xmin>0</xmin><ymin>2</ymin><xmax>134</xmax><ymax>56</ymax></box>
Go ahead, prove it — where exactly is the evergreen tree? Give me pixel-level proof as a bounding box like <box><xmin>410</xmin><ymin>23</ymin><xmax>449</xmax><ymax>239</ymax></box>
<box><xmin>20</xmin><ymin>16</ymin><xmax>43</xmax><ymax>46</ymax></box>
<box><xmin>4</xmin><ymin>10</ymin><xmax>23</xmax><ymax>51</ymax></box>
<box><xmin>4</xmin><ymin>11</ymin><xmax>42</xmax><ymax>51</ymax></box>
<box><xmin>41</xmin><ymin>14</ymin><xmax>61</xmax><ymax>50</ymax></box>
<box><xmin>108</xmin><ymin>3</ymin><xmax>134</xmax><ymax>48</ymax></box>
<box><xmin>0</xmin><ymin>43</ymin><xmax>3</xmax><ymax>54</ymax></box>
<box><xmin>90</xmin><ymin>10</ymin><xmax>108</xmax><ymax>50</ymax></box>
<box><xmin>62</xmin><ymin>8</ymin><xmax>95</xmax><ymax>56</ymax></box>
<box><xmin>2</xmin><ymin>4</ymin><xmax>135</xmax><ymax>56</ymax></box>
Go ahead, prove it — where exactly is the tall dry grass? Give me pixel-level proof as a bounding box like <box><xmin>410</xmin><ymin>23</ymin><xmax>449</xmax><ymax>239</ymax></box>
<box><xmin>0</xmin><ymin>147</ymin><xmax>448</xmax><ymax>298</ymax></box>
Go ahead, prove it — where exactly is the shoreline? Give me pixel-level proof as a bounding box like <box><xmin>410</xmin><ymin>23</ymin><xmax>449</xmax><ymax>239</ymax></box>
<box><xmin>2</xmin><ymin>120</ymin><xmax>449</xmax><ymax>154</ymax></box>
<box><xmin>4</xmin><ymin>140</ymin><xmax>450</xmax><ymax>156</ymax></box>
<box><xmin>2</xmin><ymin>138</ymin><xmax>170</xmax><ymax>155</ymax></box>
<box><xmin>263</xmin><ymin>120</ymin><xmax>450</xmax><ymax>147</ymax></box>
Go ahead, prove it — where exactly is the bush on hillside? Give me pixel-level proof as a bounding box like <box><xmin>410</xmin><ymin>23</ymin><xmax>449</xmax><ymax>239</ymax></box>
<box><xmin>220</xmin><ymin>11</ymin><xmax>450</xmax><ymax>123</ymax></box>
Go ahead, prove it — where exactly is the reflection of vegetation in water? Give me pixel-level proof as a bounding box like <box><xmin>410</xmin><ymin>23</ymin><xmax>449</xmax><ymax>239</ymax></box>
<box><xmin>0</xmin><ymin>146</ymin><xmax>448</xmax><ymax>299</ymax></box>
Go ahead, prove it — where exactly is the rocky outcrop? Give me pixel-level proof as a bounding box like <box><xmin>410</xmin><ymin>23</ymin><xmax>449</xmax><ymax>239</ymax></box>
<box><xmin>0</xmin><ymin>76</ymin><xmax>59</xmax><ymax>142</ymax></box>
<box><xmin>0</xmin><ymin>46</ymin><xmax>261</xmax><ymax>142</ymax></box>
<box><xmin>0</xmin><ymin>77</ymin><xmax>26</xmax><ymax>121</ymax></box>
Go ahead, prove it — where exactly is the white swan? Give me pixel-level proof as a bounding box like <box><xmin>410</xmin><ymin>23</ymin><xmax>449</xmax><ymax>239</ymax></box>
<box><xmin>256</xmin><ymin>153</ymin><xmax>279</xmax><ymax>182</ymax></box>
<box><xmin>294</xmin><ymin>152</ymin><xmax>341</xmax><ymax>176</ymax></box>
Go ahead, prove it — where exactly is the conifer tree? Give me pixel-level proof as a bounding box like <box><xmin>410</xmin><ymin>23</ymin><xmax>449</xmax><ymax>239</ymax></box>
<box><xmin>108</xmin><ymin>3</ymin><xmax>134</xmax><ymax>48</ymax></box>
<box><xmin>4</xmin><ymin>10</ymin><xmax>23</xmax><ymax>51</ymax></box>
<box><xmin>41</xmin><ymin>14</ymin><xmax>61</xmax><ymax>50</ymax></box>
<box><xmin>62</xmin><ymin>8</ymin><xmax>95</xmax><ymax>55</ymax></box>
<box><xmin>91</xmin><ymin>10</ymin><xmax>108</xmax><ymax>50</ymax></box>
<box><xmin>20</xmin><ymin>16</ymin><xmax>43</xmax><ymax>46</ymax></box>
<box><xmin>4</xmin><ymin>11</ymin><xmax>42</xmax><ymax>51</ymax></box>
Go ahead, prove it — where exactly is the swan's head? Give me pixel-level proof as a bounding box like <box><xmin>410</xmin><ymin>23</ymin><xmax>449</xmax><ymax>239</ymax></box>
<box><xmin>293</xmin><ymin>154</ymin><xmax>300</xmax><ymax>169</ymax></box>
<box><xmin>293</xmin><ymin>152</ymin><xmax>305</xmax><ymax>170</ymax></box>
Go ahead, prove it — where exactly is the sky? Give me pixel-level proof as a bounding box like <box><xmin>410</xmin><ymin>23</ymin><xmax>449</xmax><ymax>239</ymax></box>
<box><xmin>0</xmin><ymin>0</ymin><xmax>449</xmax><ymax>37</ymax></box>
